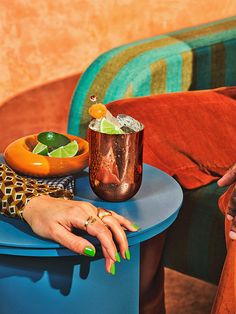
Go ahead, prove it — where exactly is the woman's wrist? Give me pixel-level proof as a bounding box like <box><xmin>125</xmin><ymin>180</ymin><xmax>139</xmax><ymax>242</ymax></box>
<box><xmin>23</xmin><ymin>195</ymin><xmax>50</xmax><ymax>223</ymax></box>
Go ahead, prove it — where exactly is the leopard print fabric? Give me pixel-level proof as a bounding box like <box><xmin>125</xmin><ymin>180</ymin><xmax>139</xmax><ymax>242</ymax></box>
<box><xmin>0</xmin><ymin>163</ymin><xmax>73</xmax><ymax>219</ymax></box>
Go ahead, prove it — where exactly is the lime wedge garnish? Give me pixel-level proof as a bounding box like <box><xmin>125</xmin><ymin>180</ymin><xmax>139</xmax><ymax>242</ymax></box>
<box><xmin>32</xmin><ymin>143</ymin><xmax>49</xmax><ymax>156</ymax></box>
<box><xmin>48</xmin><ymin>140</ymin><xmax>79</xmax><ymax>158</ymax></box>
<box><xmin>38</xmin><ymin>132</ymin><xmax>70</xmax><ymax>149</ymax></box>
<box><xmin>100</xmin><ymin>118</ymin><xmax>124</xmax><ymax>134</ymax></box>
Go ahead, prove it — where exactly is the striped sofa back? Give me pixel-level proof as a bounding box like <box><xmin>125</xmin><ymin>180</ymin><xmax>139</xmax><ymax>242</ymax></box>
<box><xmin>68</xmin><ymin>16</ymin><xmax>236</xmax><ymax>137</ymax></box>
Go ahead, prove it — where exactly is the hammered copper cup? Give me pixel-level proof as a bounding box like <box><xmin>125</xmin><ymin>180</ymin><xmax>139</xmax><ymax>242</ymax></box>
<box><xmin>88</xmin><ymin>127</ymin><xmax>144</xmax><ymax>202</ymax></box>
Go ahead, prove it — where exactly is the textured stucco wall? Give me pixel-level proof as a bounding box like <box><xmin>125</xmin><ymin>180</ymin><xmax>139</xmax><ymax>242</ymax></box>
<box><xmin>0</xmin><ymin>0</ymin><xmax>236</xmax><ymax>106</ymax></box>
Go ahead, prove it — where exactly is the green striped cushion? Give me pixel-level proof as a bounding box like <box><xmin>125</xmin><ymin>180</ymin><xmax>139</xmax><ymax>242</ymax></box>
<box><xmin>68</xmin><ymin>16</ymin><xmax>236</xmax><ymax>137</ymax></box>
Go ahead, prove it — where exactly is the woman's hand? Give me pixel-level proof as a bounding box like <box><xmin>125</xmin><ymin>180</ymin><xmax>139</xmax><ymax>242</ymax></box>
<box><xmin>218</xmin><ymin>163</ymin><xmax>236</xmax><ymax>239</ymax></box>
<box><xmin>23</xmin><ymin>195</ymin><xmax>139</xmax><ymax>274</ymax></box>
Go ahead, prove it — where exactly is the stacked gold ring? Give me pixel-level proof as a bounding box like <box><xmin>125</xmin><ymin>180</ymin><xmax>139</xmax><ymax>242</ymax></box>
<box><xmin>84</xmin><ymin>216</ymin><xmax>97</xmax><ymax>231</ymax></box>
<box><xmin>97</xmin><ymin>207</ymin><xmax>112</xmax><ymax>221</ymax></box>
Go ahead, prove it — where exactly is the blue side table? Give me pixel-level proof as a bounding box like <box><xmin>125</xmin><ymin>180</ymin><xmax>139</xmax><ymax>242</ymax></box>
<box><xmin>0</xmin><ymin>162</ymin><xmax>183</xmax><ymax>314</ymax></box>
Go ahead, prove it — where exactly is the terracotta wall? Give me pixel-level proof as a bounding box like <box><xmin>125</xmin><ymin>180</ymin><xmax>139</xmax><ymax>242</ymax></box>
<box><xmin>0</xmin><ymin>0</ymin><xmax>236</xmax><ymax>107</ymax></box>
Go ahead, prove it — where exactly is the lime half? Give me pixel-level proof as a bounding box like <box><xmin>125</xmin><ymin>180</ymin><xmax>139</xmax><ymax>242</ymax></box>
<box><xmin>48</xmin><ymin>140</ymin><xmax>79</xmax><ymax>158</ymax></box>
<box><xmin>32</xmin><ymin>143</ymin><xmax>49</xmax><ymax>156</ymax></box>
<box><xmin>100</xmin><ymin>118</ymin><xmax>124</xmax><ymax>134</ymax></box>
<box><xmin>38</xmin><ymin>132</ymin><xmax>70</xmax><ymax>148</ymax></box>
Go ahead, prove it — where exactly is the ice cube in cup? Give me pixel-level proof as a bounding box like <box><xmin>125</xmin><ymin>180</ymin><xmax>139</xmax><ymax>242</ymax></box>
<box><xmin>105</xmin><ymin>110</ymin><xmax>121</xmax><ymax>127</ymax></box>
<box><xmin>117</xmin><ymin>114</ymin><xmax>144</xmax><ymax>133</ymax></box>
<box><xmin>89</xmin><ymin>118</ymin><xmax>101</xmax><ymax>132</ymax></box>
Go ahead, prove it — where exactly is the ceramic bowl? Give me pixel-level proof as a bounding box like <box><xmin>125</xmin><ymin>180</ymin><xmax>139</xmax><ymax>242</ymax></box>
<box><xmin>4</xmin><ymin>134</ymin><xmax>89</xmax><ymax>177</ymax></box>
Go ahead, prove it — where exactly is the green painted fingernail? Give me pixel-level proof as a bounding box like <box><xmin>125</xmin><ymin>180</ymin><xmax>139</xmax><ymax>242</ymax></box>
<box><xmin>115</xmin><ymin>252</ymin><xmax>121</xmax><ymax>263</ymax></box>
<box><xmin>110</xmin><ymin>263</ymin><xmax>116</xmax><ymax>275</ymax></box>
<box><xmin>132</xmin><ymin>223</ymin><xmax>141</xmax><ymax>230</ymax></box>
<box><xmin>125</xmin><ymin>248</ymin><xmax>131</xmax><ymax>260</ymax></box>
<box><xmin>84</xmin><ymin>246</ymin><xmax>95</xmax><ymax>257</ymax></box>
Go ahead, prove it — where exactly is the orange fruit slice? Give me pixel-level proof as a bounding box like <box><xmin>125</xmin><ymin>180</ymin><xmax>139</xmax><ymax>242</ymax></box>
<box><xmin>89</xmin><ymin>103</ymin><xmax>107</xmax><ymax>119</ymax></box>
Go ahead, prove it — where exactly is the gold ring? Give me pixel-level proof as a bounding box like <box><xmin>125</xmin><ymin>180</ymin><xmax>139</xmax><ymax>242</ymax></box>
<box><xmin>84</xmin><ymin>216</ymin><xmax>97</xmax><ymax>231</ymax></box>
<box><xmin>97</xmin><ymin>207</ymin><xmax>112</xmax><ymax>221</ymax></box>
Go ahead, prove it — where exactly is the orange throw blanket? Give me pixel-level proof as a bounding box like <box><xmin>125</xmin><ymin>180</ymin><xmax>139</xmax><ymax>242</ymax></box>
<box><xmin>107</xmin><ymin>86</ymin><xmax>236</xmax><ymax>313</ymax></box>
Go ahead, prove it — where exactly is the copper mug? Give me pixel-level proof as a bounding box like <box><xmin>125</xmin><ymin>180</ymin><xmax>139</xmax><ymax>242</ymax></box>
<box><xmin>88</xmin><ymin>127</ymin><xmax>144</xmax><ymax>202</ymax></box>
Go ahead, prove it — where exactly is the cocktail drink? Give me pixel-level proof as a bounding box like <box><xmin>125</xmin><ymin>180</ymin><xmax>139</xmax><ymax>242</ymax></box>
<box><xmin>88</xmin><ymin>97</ymin><xmax>144</xmax><ymax>202</ymax></box>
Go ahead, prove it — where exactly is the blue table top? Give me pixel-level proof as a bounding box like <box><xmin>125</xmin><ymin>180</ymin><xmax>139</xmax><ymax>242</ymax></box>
<box><xmin>0</xmin><ymin>160</ymin><xmax>183</xmax><ymax>257</ymax></box>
